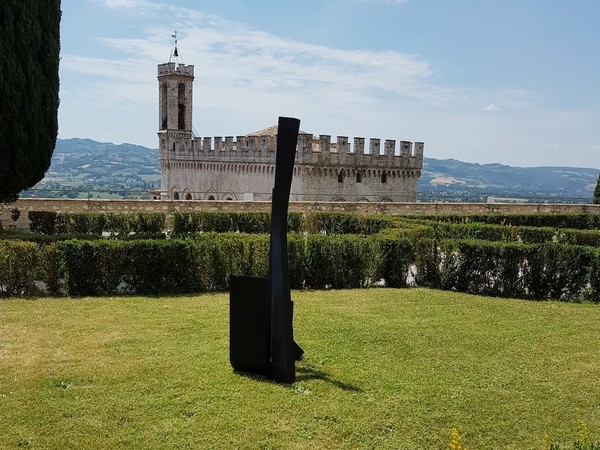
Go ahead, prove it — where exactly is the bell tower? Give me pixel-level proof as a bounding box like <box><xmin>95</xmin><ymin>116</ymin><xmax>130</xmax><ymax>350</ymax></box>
<box><xmin>157</xmin><ymin>33</ymin><xmax>194</xmax><ymax>199</ymax></box>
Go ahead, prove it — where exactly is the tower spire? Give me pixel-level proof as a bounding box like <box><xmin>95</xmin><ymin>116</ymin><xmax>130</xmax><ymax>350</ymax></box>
<box><xmin>169</xmin><ymin>30</ymin><xmax>183</xmax><ymax>63</ymax></box>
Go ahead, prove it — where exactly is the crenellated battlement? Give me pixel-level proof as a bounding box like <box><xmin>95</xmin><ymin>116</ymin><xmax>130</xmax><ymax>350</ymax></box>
<box><xmin>157</xmin><ymin>62</ymin><xmax>194</xmax><ymax>77</ymax></box>
<box><xmin>165</xmin><ymin>133</ymin><xmax>423</xmax><ymax>169</ymax></box>
<box><xmin>157</xmin><ymin>53</ymin><xmax>423</xmax><ymax>202</ymax></box>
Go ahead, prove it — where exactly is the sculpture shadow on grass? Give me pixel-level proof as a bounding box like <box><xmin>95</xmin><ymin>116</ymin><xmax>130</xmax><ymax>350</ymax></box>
<box><xmin>295</xmin><ymin>362</ymin><xmax>362</xmax><ymax>392</ymax></box>
<box><xmin>233</xmin><ymin>362</ymin><xmax>362</xmax><ymax>393</ymax></box>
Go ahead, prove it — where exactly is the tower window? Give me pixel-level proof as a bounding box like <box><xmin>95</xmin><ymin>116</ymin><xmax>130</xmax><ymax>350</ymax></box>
<box><xmin>161</xmin><ymin>83</ymin><xmax>168</xmax><ymax>129</ymax></box>
<box><xmin>338</xmin><ymin>170</ymin><xmax>345</xmax><ymax>183</ymax></box>
<box><xmin>178</xmin><ymin>83</ymin><xmax>186</xmax><ymax>130</ymax></box>
<box><xmin>356</xmin><ymin>172</ymin><xmax>362</xmax><ymax>183</ymax></box>
<box><xmin>382</xmin><ymin>172</ymin><xmax>388</xmax><ymax>183</ymax></box>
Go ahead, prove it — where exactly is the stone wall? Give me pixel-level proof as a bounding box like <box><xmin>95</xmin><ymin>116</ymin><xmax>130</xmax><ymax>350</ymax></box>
<box><xmin>160</xmin><ymin>132</ymin><xmax>423</xmax><ymax>203</ymax></box>
<box><xmin>2</xmin><ymin>198</ymin><xmax>600</xmax><ymax>230</ymax></box>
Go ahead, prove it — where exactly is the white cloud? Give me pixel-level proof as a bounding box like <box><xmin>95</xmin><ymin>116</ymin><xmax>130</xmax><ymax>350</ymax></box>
<box><xmin>62</xmin><ymin>3</ymin><xmax>445</xmax><ymax>127</ymax></box>
<box><xmin>102</xmin><ymin>0</ymin><xmax>146</xmax><ymax>8</ymax></box>
<box><xmin>57</xmin><ymin>1</ymin><xmax>600</xmax><ymax>168</ymax></box>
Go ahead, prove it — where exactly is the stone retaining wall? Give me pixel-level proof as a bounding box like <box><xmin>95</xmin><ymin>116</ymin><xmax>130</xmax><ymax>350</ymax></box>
<box><xmin>2</xmin><ymin>198</ymin><xmax>600</xmax><ymax>230</ymax></box>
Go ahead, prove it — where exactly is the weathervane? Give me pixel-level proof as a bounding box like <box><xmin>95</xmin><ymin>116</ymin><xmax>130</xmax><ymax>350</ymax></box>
<box><xmin>169</xmin><ymin>30</ymin><xmax>183</xmax><ymax>63</ymax></box>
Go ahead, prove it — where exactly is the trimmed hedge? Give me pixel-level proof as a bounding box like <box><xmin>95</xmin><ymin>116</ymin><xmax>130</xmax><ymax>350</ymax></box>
<box><xmin>401</xmin><ymin>213</ymin><xmax>600</xmax><ymax>230</ymax></box>
<box><xmin>302</xmin><ymin>212</ymin><xmax>394</xmax><ymax>235</ymax></box>
<box><xmin>414</xmin><ymin>238</ymin><xmax>600</xmax><ymax>301</ymax></box>
<box><xmin>399</xmin><ymin>219</ymin><xmax>600</xmax><ymax>248</ymax></box>
<box><xmin>303</xmin><ymin>234</ymin><xmax>382</xmax><ymax>289</ymax></box>
<box><xmin>4</xmin><ymin>211</ymin><xmax>600</xmax><ymax>302</ymax></box>
<box><xmin>173</xmin><ymin>211</ymin><xmax>306</xmax><ymax>234</ymax></box>
<box><xmin>1</xmin><ymin>233</ymin><xmax>600</xmax><ymax>301</ymax></box>
<box><xmin>0</xmin><ymin>240</ymin><xmax>39</xmax><ymax>297</ymax></box>
<box><xmin>172</xmin><ymin>211</ymin><xmax>392</xmax><ymax>235</ymax></box>
<box><xmin>36</xmin><ymin>233</ymin><xmax>387</xmax><ymax>296</ymax></box>
<box><xmin>28</xmin><ymin>211</ymin><xmax>166</xmax><ymax>236</ymax></box>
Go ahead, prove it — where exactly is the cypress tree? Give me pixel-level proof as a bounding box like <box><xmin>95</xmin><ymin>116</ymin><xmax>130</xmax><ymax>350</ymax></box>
<box><xmin>0</xmin><ymin>1</ymin><xmax>61</xmax><ymax>203</ymax></box>
<box><xmin>594</xmin><ymin>174</ymin><xmax>600</xmax><ymax>205</ymax></box>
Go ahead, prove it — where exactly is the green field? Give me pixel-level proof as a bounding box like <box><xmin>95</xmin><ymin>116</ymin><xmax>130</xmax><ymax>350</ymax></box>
<box><xmin>1</xmin><ymin>288</ymin><xmax>599</xmax><ymax>449</ymax></box>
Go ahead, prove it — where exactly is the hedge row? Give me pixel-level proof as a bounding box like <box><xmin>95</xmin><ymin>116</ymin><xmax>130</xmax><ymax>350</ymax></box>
<box><xmin>0</xmin><ymin>241</ymin><xmax>39</xmax><ymax>296</ymax></box>
<box><xmin>28</xmin><ymin>211</ymin><xmax>166</xmax><ymax>236</ymax></box>
<box><xmin>401</xmin><ymin>219</ymin><xmax>600</xmax><ymax>248</ymax></box>
<box><xmin>302</xmin><ymin>212</ymin><xmax>396</xmax><ymax>235</ymax></box>
<box><xmin>172</xmin><ymin>211</ymin><xmax>393</xmax><ymax>235</ymax></box>
<box><xmin>402</xmin><ymin>213</ymin><xmax>600</xmax><ymax>230</ymax></box>
<box><xmin>2</xmin><ymin>234</ymin><xmax>600</xmax><ymax>301</ymax></box>
<box><xmin>25</xmin><ymin>211</ymin><xmax>394</xmax><ymax>236</ymax></box>
<box><xmin>173</xmin><ymin>212</ymin><xmax>299</xmax><ymax>234</ymax></box>
<box><xmin>0</xmin><ymin>233</ymin><xmax>411</xmax><ymax>297</ymax></box>
<box><xmin>415</xmin><ymin>239</ymin><xmax>600</xmax><ymax>301</ymax></box>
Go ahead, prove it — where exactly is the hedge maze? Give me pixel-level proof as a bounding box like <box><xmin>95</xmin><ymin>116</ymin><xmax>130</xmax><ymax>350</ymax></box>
<box><xmin>1</xmin><ymin>211</ymin><xmax>600</xmax><ymax>301</ymax></box>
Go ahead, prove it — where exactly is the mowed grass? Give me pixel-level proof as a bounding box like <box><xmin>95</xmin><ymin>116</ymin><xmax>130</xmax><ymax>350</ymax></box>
<box><xmin>1</xmin><ymin>289</ymin><xmax>599</xmax><ymax>450</ymax></box>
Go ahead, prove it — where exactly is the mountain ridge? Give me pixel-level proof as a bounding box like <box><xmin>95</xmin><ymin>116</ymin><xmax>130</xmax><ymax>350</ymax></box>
<box><xmin>25</xmin><ymin>138</ymin><xmax>598</xmax><ymax>201</ymax></box>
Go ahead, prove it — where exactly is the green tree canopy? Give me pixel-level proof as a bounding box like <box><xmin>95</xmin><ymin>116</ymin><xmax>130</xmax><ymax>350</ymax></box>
<box><xmin>0</xmin><ymin>1</ymin><xmax>61</xmax><ymax>203</ymax></box>
<box><xmin>594</xmin><ymin>174</ymin><xmax>600</xmax><ymax>205</ymax></box>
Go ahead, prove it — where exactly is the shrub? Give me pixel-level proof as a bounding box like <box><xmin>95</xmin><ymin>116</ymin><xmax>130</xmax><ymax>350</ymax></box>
<box><xmin>128</xmin><ymin>212</ymin><xmax>165</xmax><ymax>234</ymax></box>
<box><xmin>448</xmin><ymin>240</ymin><xmax>526</xmax><ymax>297</ymax></box>
<box><xmin>555</xmin><ymin>229</ymin><xmax>600</xmax><ymax>248</ymax></box>
<box><xmin>57</xmin><ymin>240</ymin><xmax>127</xmax><ymax>296</ymax></box>
<box><xmin>412</xmin><ymin>238</ymin><xmax>597</xmax><ymax>301</ymax></box>
<box><xmin>28</xmin><ymin>211</ymin><xmax>58</xmax><ymax>235</ymax></box>
<box><xmin>71</xmin><ymin>213</ymin><xmax>106</xmax><ymax>235</ymax></box>
<box><xmin>304</xmin><ymin>234</ymin><xmax>380</xmax><ymax>289</ymax></box>
<box><xmin>523</xmin><ymin>243</ymin><xmax>593</xmax><ymax>301</ymax></box>
<box><xmin>105</xmin><ymin>213</ymin><xmax>132</xmax><ymax>235</ymax></box>
<box><xmin>376</xmin><ymin>234</ymin><xmax>414</xmax><ymax>288</ymax></box>
<box><xmin>398</xmin><ymin>213</ymin><xmax>600</xmax><ymax>230</ymax></box>
<box><xmin>303</xmin><ymin>212</ymin><xmax>392</xmax><ymax>235</ymax></box>
<box><xmin>28</xmin><ymin>211</ymin><xmax>167</xmax><ymax>236</ymax></box>
<box><xmin>173</xmin><ymin>212</ymin><xmax>303</xmax><ymax>234</ymax></box>
<box><xmin>0</xmin><ymin>240</ymin><xmax>40</xmax><ymax>296</ymax></box>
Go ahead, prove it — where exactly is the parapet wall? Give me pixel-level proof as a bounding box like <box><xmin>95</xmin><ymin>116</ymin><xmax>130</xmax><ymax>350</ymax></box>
<box><xmin>2</xmin><ymin>199</ymin><xmax>599</xmax><ymax>230</ymax></box>
<box><xmin>157</xmin><ymin>62</ymin><xmax>194</xmax><ymax>77</ymax></box>
<box><xmin>167</xmin><ymin>134</ymin><xmax>424</xmax><ymax>169</ymax></box>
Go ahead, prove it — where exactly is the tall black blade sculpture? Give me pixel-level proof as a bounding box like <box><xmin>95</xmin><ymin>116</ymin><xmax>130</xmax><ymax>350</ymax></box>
<box><xmin>269</xmin><ymin>116</ymin><xmax>300</xmax><ymax>383</ymax></box>
<box><xmin>229</xmin><ymin>116</ymin><xmax>303</xmax><ymax>383</ymax></box>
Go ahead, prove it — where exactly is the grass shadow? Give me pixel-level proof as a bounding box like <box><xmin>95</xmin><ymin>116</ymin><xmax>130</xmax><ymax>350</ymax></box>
<box><xmin>233</xmin><ymin>362</ymin><xmax>362</xmax><ymax>392</ymax></box>
<box><xmin>295</xmin><ymin>362</ymin><xmax>362</xmax><ymax>392</ymax></box>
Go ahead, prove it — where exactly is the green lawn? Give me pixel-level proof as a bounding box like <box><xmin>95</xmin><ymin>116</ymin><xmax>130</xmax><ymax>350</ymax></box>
<box><xmin>1</xmin><ymin>289</ymin><xmax>599</xmax><ymax>449</ymax></box>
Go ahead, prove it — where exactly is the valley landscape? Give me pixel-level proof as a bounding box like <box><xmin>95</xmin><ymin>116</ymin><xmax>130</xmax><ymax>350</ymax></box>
<box><xmin>25</xmin><ymin>138</ymin><xmax>600</xmax><ymax>202</ymax></box>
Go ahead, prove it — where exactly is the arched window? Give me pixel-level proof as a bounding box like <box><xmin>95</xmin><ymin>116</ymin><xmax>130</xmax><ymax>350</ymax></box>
<box><xmin>338</xmin><ymin>170</ymin><xmax>345</xmax><ymax>183</ymax></box>
<box><xmin>177</xmin><ymin>83</ymin><xmax>186</xmax><ymax>130</ymax></box>
<box><xmin>356</xmin><ymin>172</ymin><xmax>363</xmax><ymax>183</ymax></box>
<box><xmin>382</xmin><ymin>172</ymin><xmax>388</xmax><ymax>183</ymax></box>
<box><xmin>173</xmin><ymin>192</ymin><xmax>180</xmax><ymax>200</ymax></box>
<box><xmin>185</xmin><ymin>193</ymin><xmax>192</xmax><ymax>200</ymax></box>
<box><xmin>161</xmin><ymin>83</ymin><xmax>168</xmax><ymax>129</ymax></box>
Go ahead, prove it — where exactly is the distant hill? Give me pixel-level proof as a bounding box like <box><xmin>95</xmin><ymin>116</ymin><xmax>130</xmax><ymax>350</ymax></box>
<box><xmin>419</xmin><ymin>158</ymin><xmax>598</xmax><ymax>201</ymax></box>
<box><xmin>26</xmin><ymin>138</ymin><xmax>160</xmax><ymax>198</ymax></box>
<box><xmin>24</xmin><ymin>138</ymin><xmax>599</xmax><ymax>201</ymax></box>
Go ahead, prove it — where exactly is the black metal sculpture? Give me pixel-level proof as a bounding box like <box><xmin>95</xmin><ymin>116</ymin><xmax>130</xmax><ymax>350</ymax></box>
<box><xmin>230</xmin><ymin>116</ymin><xmax>303</xmax><ymax>383</ymax></box>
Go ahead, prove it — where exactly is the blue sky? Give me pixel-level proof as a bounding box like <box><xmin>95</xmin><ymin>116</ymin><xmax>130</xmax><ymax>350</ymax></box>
<box><xmin>59</xmin><ymin>0</ymin><xmax>600</xmax><ymax>168</ymax></box>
